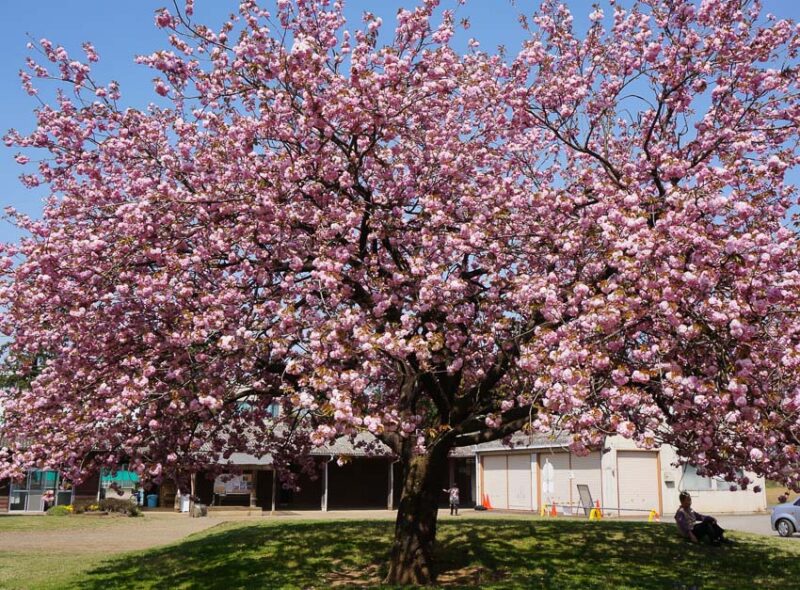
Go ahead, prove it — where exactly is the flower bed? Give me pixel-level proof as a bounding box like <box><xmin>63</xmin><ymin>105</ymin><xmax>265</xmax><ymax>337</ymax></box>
<box><xmin>47</xmin><ymin>498</ymin><xmax>141</xmax><ymax>517</ymax></box>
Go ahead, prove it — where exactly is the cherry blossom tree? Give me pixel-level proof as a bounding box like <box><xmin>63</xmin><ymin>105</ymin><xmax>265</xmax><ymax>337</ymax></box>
<box><xmin>3</xmin><ymin>0</ymin><xmax>800</xmax><ymax>584</ymax></box>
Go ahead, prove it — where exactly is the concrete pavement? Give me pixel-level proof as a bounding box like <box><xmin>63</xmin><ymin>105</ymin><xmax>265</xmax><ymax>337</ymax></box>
<box><xmin>716</xmin><ymin>513</ymin><xmax>790</xmax><ymax>539</ymax></box>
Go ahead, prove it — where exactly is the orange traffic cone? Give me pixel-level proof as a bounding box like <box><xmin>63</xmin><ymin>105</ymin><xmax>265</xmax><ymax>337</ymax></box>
<box><xmin>550</xmin><ymin>502</ymin><xmax>558</xmax><ymax>517</ymax></box>
<box><xmin>485</xmin><ymin>494</ymin><xmax>493</xmax><ymax>510</ymax></box>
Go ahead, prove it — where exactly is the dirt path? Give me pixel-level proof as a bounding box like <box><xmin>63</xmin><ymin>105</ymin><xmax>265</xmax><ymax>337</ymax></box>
<box><xmin>0</xmin><ymin>513</ymin><xmax>221</xmax><ymax>554</ymax></box>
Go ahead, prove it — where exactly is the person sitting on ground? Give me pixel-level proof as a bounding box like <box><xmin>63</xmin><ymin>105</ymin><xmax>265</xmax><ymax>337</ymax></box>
<box><xmin>443</xmin><ymin>484</ymin><xmax>460</xmax><ymax>516</ymax></box>
<box><xmin>674</xmin><ymin>491</ymin><xmax>732</xmax><ymax>545</ymax></box>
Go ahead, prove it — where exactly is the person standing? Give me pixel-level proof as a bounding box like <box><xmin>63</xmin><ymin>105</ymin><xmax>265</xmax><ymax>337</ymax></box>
<box><xmin>444</xmin><ymin>484</ymin><xmax>460</xmax><ymax>516</ymax></box>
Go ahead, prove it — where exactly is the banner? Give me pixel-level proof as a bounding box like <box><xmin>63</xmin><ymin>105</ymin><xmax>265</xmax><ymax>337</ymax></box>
<box><xmin>213</xmin><ymin>473</ymin><xmax>253</xmax><ymax>495</ymax></box>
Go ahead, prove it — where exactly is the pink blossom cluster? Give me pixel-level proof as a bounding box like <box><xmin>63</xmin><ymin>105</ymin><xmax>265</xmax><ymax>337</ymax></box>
<box><xmin>1</xmin><ymin>0</ymin><xmax>800</xmax><ymax>494</ymax></box>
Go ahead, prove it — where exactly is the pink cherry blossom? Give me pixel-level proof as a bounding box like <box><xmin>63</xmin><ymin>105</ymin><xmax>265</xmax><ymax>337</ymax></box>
<box><xmin>2</xmin><ymin>1</ymin><xmax>800</xmax><ymax>585</ymax></box>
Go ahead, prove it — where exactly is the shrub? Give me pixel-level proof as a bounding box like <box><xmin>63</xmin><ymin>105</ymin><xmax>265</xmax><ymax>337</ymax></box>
<box><xmin>98</xmin><ymin>498</ymin><xmax>128</xmax><ymax>512</ymax></box>
<box><xmin>68</xmin><ymin>498</ymin><xmax>140</xmax><ymax>516</ymax></box>
<box><xmin>45</xmin><ymin>505</ymin><xmax>72</xmax><ymax>516</ymax></box>
<box><xmin>71</xmin><ymin>502</ymin><xmax>85</xmax><ymax>514</ymax></box>
<box><xmin>98</xmin><ymin>497</ymin><xmax>141</xmax><ymax>517</ymax></box>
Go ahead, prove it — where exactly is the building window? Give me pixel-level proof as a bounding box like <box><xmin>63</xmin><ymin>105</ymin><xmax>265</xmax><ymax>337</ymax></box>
<box><xmin>682</xmin><ymin>464</ymin><xmax>743</xmax><ymax>491</ymax></box>
<box><xmin>235</xmin><ymin>401</ymin><xmax>280</xmax><ymax>417</ymax></box>
<box><xmin>100</xmin><ymin>466</ymin><xmax>140</xmax><ymax>499</ymax></box>
<box><xmin>682</xmin><ymin>465</ymin><xmax>713</xmax><ymax>491</ymax></box>
<box><xmin>9</xmin><ymin>470</ymin><xmax>69</xmax><ymax>511</ymax></box>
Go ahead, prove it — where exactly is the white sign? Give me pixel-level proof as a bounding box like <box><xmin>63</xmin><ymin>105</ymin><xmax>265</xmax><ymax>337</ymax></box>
<box><xmin>213</xmin><ymin>474</ymin><xmax>253</xmax><ymax>495</ymax></box>
<box><xmin>542</xmin><ymin>460</ymin><xmax>555</xmax><ymax>496</ymax></box>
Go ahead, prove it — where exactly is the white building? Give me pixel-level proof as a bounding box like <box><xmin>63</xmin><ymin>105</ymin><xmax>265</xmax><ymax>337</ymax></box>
<box><xmin>468</xmin><ymin>433</ymin><xmax>766</xmax><ymax>517</ymax></box>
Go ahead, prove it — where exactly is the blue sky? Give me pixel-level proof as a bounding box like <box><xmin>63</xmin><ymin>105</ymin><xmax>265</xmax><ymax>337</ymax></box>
<box><xmin>1</xmin><ymin>1</ymin><xmax>799</xmax><ymax>245</ymax></box>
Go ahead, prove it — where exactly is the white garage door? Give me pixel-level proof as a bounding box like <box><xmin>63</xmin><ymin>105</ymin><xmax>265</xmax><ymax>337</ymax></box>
<box><xmin>482</xmin><ymin>455</ymin><xmax>508</xmax><ymax>509</ymax></box>
<box><xmin>507</xmin><ymin>454</ymin><xmax>533</xmax><ymax>510</ymax></box>
<box><xmin>617</xmin><ymin>451</ymin><xmax>660</xmax><ymax>515</ymax></box>
<box><xmin>571</xmin><ymin>452</ymin><xmax>603</xmax><ymax>512</ymax></box>
<box><xmin>542</xmin><ymin>452</ymin><xmax>571</xmax><ymax>506</ymax></box>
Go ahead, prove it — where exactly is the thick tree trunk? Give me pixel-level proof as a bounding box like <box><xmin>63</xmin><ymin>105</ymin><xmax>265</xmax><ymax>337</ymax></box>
<box><xmin>384</xmin><ymin>450</ymin><xmax>447</xmax><ymax>586</ymax></box>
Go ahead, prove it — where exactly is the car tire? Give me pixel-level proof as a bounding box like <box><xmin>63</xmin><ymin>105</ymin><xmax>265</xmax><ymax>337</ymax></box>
<box><xmin>777</xmin><ymin>519</ymin><xmax>795</xmax><ymax>538</ymax></box>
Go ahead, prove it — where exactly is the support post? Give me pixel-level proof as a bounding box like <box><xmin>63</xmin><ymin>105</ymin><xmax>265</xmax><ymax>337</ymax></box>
<box><xmin>270</xmin><ymin>469</ymin><xmax>277</xmax><ymax>514</ymax></box>
<box><xmin>249</xmin><ymin>470</ymin><xmax>258</xmax><ymax>509</ymax></box>
<box><xmin>448</xmin><ymin>458</ymin><xmax>456</xmax><ymax>487</ymax></box>
<box><xmin>322</xmin><ymin>457</ymin><xmax>331</xmax><ymax>512</ymax></box>
<box><xmin>388</xmin><ymin>460</ymin><xmax>398</xmax><ymax>510</ymax></box>
<box><xmin>189</xmin><ymin>472</ymin><xmax>196</xmax><ymax>518</ymax></box>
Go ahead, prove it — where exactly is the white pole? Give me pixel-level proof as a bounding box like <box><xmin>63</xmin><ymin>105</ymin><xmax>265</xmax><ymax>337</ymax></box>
<box><xmin>190</xmin><ymin>473</ymin><xmax>196</xmax><ymax>518</ymax></box>
<box><xmin>387</xmin><ymin>461</ymin><xmax>394</xmax><ymax>510</ymax></box>
<box><xmin>270</xmin><ymin>470</ymin><xmax>277</xmax><ymax>514</ymax></box>
<box><xmin>249</xmin><ymin>470</ymin><xmax>258</xmax><ymax>509</ymax></box>
<box><xmin>322</xmin><ymin>457</ymin><xmax>332</xmax><ymax>512</ymax></box>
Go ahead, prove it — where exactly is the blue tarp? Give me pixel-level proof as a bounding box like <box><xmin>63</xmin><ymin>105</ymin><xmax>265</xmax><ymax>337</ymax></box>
<box><xmin>100</xmin><ymin>470</ymin><xmax>140</xmax><ymax>485</ymax></box>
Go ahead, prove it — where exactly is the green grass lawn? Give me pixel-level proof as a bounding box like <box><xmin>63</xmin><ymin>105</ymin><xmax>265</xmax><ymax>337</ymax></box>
<box><xmin>4</xmin><ymin>517</ymin><xmax>800</xmax><ymax>589</ymax></box>
<box><xmin>765</xmin><ymin>480</ymin><xmax>794</xmax><ymax>506</ymax></box>
<box><xmin>0</xmin><ymin>514</ymin><xmax>128</xmax><ymax>590</ymax></box>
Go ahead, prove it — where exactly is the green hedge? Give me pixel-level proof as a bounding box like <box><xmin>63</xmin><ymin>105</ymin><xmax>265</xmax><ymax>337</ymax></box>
<box><xmin>45</xmin><ymin>505</ymin><xmax>72</xmax><ymax>516</ymax></box>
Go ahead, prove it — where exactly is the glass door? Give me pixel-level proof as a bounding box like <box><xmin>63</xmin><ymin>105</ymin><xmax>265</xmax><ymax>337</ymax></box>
<box><xmin>27</xmin><ymin>470</ymin><xmax>45</xmax><ymax>511</ymax></box>
<box><xmin>9</xmin><ymin>489</ymin><xmax>27</xmax><ymax>511</ymax></box>
<box><xmin>8</xmin><ymin>470</ymin><xmax>61</xmax><ymax>511</ymax></box>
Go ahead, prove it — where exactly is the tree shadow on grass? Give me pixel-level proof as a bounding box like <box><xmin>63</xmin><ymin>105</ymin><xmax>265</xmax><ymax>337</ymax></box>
<box><xmin>61</xmin><ymin>519</ymin><xmax>800</xmax><ymax>590</ymax></box>
<box><xmin>435</xmin><ymin>519</ymin><xmax>800</xmax><ymax>590</ymax></box>
<box><xmin>67</xmin><ymin>521</ymin><xmax>392</xmax><ymax>590</ymax></box>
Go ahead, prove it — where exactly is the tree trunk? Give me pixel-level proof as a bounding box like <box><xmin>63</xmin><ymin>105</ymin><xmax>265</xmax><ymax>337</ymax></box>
<box><xmin>384</xmin><ymin>450</ymin><xmax>447</xmax><ymax>586</ymax></box>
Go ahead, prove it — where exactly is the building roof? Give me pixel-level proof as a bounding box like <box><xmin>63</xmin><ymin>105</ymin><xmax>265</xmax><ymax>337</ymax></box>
<box><xmin>202</xmin><ymin>429</ymin><xmax>395</xmax><ymax>467</ymax></box>
<box><xmin>220</xmin><ymin>452</ymin><xmax>274</xmax><ymax>467</ymax></box>
<box><xmin>449</xmin><ymin>445</ymin><xmax>477</xmax><ymax>458</ymax></box>
<box><xmin>3</xmin><ymin>425</ymin><xmax>571</xmax><ymax>468</ymax></box>
<box><xmin>310</xmin><ymin>432</ymin><xmax>394</xmax><ymax>458</ymax></box>
<box><xmin>470</xmin><ymin>431</ymin><xmax>572</xmax><ymax>453</ymax></box>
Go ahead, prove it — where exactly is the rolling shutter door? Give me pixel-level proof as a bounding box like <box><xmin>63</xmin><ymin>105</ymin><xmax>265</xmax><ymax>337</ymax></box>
<box><xmin>507</xmin><ymin>454</ymin><xmax>533</xmax><ymax>510</ymax></box>
<box><xmin>571</xmin><ymin>452</ymin><xmax>603</xmax><ymax>512</ymax></box>
<box><xmin>543</xmin><ymin>452</ymin><xmax>571</xmax><ymax>506</ymax></box>
<box><xmin>617</xmin><ymin>451</ymin><xmax>659</xmax><ymax>515</ymax></box>
<box><xmin>482</xmin><ymin>455</ymin><xmax>508</xmax><ymax>509</ymax></box>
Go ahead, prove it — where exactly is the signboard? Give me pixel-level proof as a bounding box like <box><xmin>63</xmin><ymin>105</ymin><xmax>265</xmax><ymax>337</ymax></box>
<box><xmin>541</xmin><ymin>459</ymin><xmax>554</xmax><ymax>496</ymax></box>
<box><xmin>213</xmin><ymin>474</ymin><xmax>253</xmax><ymax>495</ymax></box>
<box><xmin>576</xmin><ymin>484</ymin><xmax>594</xmax><ymax>517</ymax></box>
